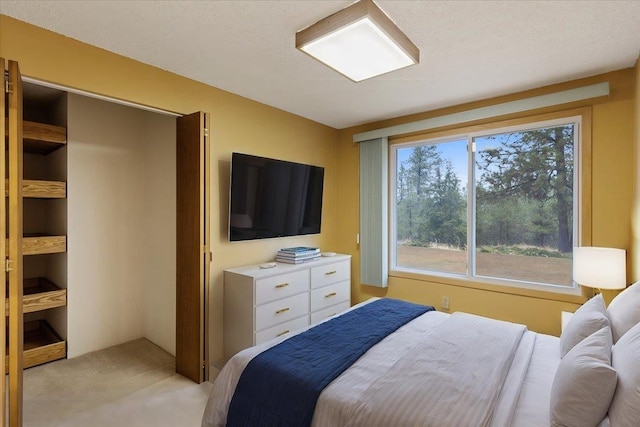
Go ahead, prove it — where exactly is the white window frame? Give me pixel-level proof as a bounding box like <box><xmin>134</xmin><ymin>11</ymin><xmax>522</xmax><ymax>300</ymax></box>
<box><xmin>390</xmin><ymin>116</ymin><xmax>582</xmax><ymax>295</ymax></box>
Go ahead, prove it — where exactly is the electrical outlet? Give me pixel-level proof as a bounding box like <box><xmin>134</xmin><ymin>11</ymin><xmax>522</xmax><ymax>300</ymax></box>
<box><xmin>441</xmin><ymin>296</ymin><xmax>450</xmax><ymax>310</ymax></box>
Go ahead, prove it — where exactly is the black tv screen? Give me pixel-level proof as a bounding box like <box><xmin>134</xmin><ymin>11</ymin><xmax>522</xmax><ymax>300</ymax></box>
<box><xmin>229</xmin><ymin>153</ymin><xmax>324</xmax><ymax>242</ymax></box>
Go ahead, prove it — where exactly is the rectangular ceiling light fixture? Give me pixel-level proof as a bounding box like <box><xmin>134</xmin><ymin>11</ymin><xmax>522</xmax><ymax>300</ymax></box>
<box><xmin>296</xmin><ymin>0</ymin><xmax>419</xmax><ymax>82</ymax></box>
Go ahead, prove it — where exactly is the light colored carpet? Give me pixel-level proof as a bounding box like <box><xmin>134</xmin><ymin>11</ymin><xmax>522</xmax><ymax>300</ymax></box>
<box><xmin>24</xmin><ymin>338</ymin><xmax>214</xmax><ymax>427</ymax></box>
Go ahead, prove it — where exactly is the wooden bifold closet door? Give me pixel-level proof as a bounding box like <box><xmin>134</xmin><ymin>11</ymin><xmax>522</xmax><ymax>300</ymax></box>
<box><xmin>1</xmin><ymin>60</ymin><xmax>211</xmax><ymax>427</ymax></box>
<box><xmin>176</xmin><ymin>111</ymin><xmax>211</xmax><ymax>383</ymax></box>
<box><xmin>2</xmin><ymin>57</ymin><xmax>25</xmax><ymax>427</ymax></box>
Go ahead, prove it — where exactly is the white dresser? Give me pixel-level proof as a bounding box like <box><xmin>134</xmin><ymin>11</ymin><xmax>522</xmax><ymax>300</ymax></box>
<box><xmin>223</xmin><ymin>254</ymin><xmax>351</xmax><ymax>359</ymax></box>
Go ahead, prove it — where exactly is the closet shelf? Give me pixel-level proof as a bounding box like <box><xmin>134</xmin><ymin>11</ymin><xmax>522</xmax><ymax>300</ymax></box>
<box><xmin>4</xmin><ymin>179</ymin><xmax>66</xmax><ymax>198</ymax></box>
<box><xmin>23</xmin><ymin>180</ymin><xmax>66</xmax><ymax>198</ymax></box>
<box><xmin>22</xmin><ymin>235</ymin><xmax>67</xmax><ymax>256</ymax></box>
<box><xmin>4</xmin><ymin>278</ymin><xmax>67</xmax><ymax>316</ymax></box>
<box><xmin>4</xmin><ymin>120</ymin><xmax>67</xmax><ymax>155</ymax></box>
<box><xmin>5</xmin><ymin>320</ymin><xmax>66</xmax><ymax>370</ymax></box>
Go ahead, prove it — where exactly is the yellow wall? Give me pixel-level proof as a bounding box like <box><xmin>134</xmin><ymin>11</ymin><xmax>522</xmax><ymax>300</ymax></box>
<box><xmin>2</xmin><ymin>14</ymin><xmax>637</xmax><ymax>356</ymax></box>
<box><xmin>0</xmin><ymin>15</ymin><xmax>340</xmax><ymax>364</ymax></box>
<box><xmin>338</xmin><ymin>68</ymin><xmax>637</xmax><ymax>337</ymax></box>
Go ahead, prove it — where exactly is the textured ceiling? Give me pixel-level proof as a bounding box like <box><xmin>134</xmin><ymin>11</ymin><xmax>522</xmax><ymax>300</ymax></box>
<box><xmin>1</xmin><ymin>0</ymin><xmax>639</xmax><ymax>129</ymax></box>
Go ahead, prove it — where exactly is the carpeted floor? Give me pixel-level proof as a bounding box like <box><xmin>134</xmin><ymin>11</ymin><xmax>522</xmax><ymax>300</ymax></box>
<box><xmin>24</xmin><ymin>338</ymin><xmax>214</xmax><ymax>427</ymax></box>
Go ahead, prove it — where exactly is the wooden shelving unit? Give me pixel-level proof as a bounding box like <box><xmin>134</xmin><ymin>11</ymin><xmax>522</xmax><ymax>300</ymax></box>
<box><xmin>5</xmin><ymin>179</ymin><xmax>66</xmax><ymax>198</ymax></box>
<box><xmin>23</xmin><ymin>320</ymin><xmax>66</xmax><ymax>369</ymax></box>
<box><xmin>5</xmin><ymin>320</ymin><xmax>66</xmax><ymax>371</ymax></box>
<box><xmin>4</xmin><ymin>120</ymin><xmax>67</xmax><ymax>155</ymax></box>
<box><xmin>7</xmin><ymin>235</ymin><xmax>67</xmax><ymax>256</ymax></box>
<box><xmin>20</xmin><ymin>117</ymin><xmax>68</xmax><ymax>368</ymax></box>
<box><xmin>23</xmin><ymin>179</ymin><xmax>66</xmax><ymax>198</ymax></box>
<box><xmin>5</xmin><ymin>111</ymin><xmax>69</xmax><ymax>369</ymax></box>
<box><xmin>3</xmin><ymin>59</ymin><xmax>69</xmax><ymax>424</ymax></box>
<box><xmin>23</xmin><ymin>278</ymin><xmax>67</xmax><ymax>314</ymax></box>
<box><xmin>22</xmin><ymin>235</ymin><xmax>67</xmax><ymax>256</ymax></box>
<box><xmin>4</xmin><ymin>278</ymin><xmax>67</xmax><ymax>316</ymax></box>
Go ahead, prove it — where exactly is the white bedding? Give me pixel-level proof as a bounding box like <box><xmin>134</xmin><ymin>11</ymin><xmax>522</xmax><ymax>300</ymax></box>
<box><xmin>202</xmin><ymin>301</ymin><xmax>559</xmax><ymax>427</ymax></box>
<box><xmin>511</xmin><ymin>333</ymin><xmax>561</xmax><ymax>426</ymax></box>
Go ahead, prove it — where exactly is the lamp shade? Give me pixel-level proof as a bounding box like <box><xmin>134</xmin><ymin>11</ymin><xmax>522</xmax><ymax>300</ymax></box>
<box><xmin>296</xmin><ymin>0</ymin><xmax>419</xmax><ymax>82</ymax></box>
<box><xmin>573</xmin><ymin>247</ymin><xmax>626</xmax><ymax>290</ymax></box>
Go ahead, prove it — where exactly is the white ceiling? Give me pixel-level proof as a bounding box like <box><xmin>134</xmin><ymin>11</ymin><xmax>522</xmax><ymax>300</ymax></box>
<box><xmin>1</xmin><ymin>0</ymin><xmax>639</xmax><ymax>129</ymax></box>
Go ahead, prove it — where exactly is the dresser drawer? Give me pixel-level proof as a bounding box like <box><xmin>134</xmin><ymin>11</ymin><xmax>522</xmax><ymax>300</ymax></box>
<box><xmin>310</xmin><ymin>300</ymin><xmax>351</xmax><ymax>325</ymax></box>
<box><xmin>256</xmin><ymin>292</ymin><xmax>309</xmax><ymax>331</ymax></box>
<box><xmin>311</xmin><ymin>260</ymin><xmax>350</xmax><ymax>289</ymax></box>
<box><xmin>224</xmin><ymin>255</ymin><xmax>351</xmax><ymax>359</ymax></box>
<box><xmin>255</xmin><ymin>315</ymin><xmax>310</xmax><ymax>345</ymax></box>
<box><xmin>255</xmin><ymin>270</ymin><xmax>309</xmax><ymax>305</ymax></box>
<box><xmin>310</xmin><ymin>280</ymin><xmax>350</xmax><ymax>312</ymax></box>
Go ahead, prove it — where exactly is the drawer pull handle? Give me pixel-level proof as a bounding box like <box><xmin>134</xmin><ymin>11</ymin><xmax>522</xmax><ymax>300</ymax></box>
<box><xmin>277</xmin><ymin>330</ymin><xmax>290</xmax><ymax>337</ymax></box>
<box><xmin>325</xmin><ymin>292</ymin><xmax>337</xmax><ymax>298</ymax></box>
<box><xmin>325</xmin><ymin>270</ymin><xmax>337</xmax><ymax>275</ymax></box>
<box><xmin>276</xmin><ymin>307</ymin><xmax>290</xmax><ymax>314</ymax></box>
<box><xmin>275</xmin><ymin>283</ymin><xmax>289</xmax><ymax>289</ymax></box>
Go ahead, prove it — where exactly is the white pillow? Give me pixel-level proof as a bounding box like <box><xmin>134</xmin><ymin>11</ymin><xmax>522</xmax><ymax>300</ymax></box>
<box><xmin>608</xmin><ymin>321</ymin><xmax>640</xmax><ymax>427</ymax></box>
<box><xmin>607</xmin><ymin>281</ymin><xmax>640</xmax><ymax>342</ymax></box>
<box><xmin>560</xmin><ymin>293</ymin><xmax>609</xmax><ymax>358</ymax></box>
<box><xmin>550</xmin><ymin>326</ymin><xmax>617</xmax><ymax>427</ymax></box>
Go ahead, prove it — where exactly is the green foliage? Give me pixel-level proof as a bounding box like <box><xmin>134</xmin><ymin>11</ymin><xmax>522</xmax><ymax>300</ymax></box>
<box><xmin>396</xmin><ymin>145</ymin><xmax>466</xmax><ymax>249</ymax></box>
<box><xmin>477</xmin><ymin>245</ymin><xmax>571</xmax><ymax>259</ymax></box>
<box><xmin>396</xmin><ymin>124</ymin><xmax>575</xmax><ymax>257</ymax></box>
<box><xmin>476</xmin><ymin>126</ymin><xmax>574</xmax><ymax>252</ymax></box>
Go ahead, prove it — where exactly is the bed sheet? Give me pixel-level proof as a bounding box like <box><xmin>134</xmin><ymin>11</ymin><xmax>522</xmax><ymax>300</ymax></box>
<box><xmin>510</xmin><ymin>332</ymin><xmax>560</xmax><ymax>426</ymax></box>
<box><xmin>203</xmin><ymin>300</ymin><xmax>559</xmax><ymax>427</ymax></box>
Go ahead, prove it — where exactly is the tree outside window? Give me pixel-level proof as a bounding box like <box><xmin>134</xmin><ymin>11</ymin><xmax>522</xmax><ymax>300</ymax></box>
<box><xmin>393</xmin><ymin>118</ymin><xmax>578</xmax><ymax>289</ymax></box>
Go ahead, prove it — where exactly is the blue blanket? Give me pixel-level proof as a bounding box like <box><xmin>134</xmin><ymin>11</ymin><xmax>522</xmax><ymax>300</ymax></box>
<box><xmin>226</xmin><ymin>298</ymin><xmax>434</xmax><ymax>427</ymax></box>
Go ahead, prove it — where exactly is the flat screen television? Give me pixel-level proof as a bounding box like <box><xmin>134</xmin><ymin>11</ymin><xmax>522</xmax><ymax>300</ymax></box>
<box><xmin>229</xmin><ymin>153</ymin><xmax>324</xmax><ymax>242</ymax></box>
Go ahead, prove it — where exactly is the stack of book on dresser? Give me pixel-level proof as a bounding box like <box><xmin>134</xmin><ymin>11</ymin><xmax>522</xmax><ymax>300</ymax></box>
<box><xmin>276</xmin><ymin>247</ymin><xmax>321</xmax><ymax>264</ymax></box>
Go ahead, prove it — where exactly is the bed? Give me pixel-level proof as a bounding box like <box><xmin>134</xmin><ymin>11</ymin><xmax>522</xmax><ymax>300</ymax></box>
<box><xmin>202</xmin><ymin>283</ymin><xmax>640</xmax><ymax>427</ymax></box>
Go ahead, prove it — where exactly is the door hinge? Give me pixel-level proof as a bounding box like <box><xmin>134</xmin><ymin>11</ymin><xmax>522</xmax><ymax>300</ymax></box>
<box><xmin>4</xmin><ymin>70</ymin><xmax>10</xmax><ymax>94</ymax></box>
<box><xmin>5</xmin><ymin>258</ymin><xmax>13</xmax><ymax>272</ymax></box>
<box><xmin>203</xmin><ymin>128</ymin><xmax>209</xmax><ymax>138</ymax></box>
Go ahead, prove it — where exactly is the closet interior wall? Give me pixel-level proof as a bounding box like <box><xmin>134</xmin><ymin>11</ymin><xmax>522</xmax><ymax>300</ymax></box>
<box><xmin>66</xmin><ymin>93</ymin><xmax>176</xmax><ymax>358</ymax></box>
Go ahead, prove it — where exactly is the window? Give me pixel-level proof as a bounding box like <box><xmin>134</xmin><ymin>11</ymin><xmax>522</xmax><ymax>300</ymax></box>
<box><xmin>391</xmin><ymin>116</ymin><xmax>581</xmax><ymax>292</ymax></box>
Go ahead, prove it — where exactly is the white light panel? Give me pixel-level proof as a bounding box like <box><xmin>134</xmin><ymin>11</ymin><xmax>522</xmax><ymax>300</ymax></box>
<box><xmin>300</xmin><ymin>17</ymin><xmax>416</xmax><ymax>82</ymax></box>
